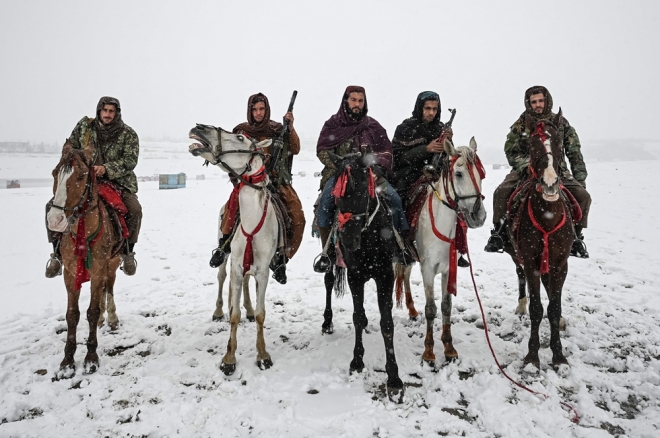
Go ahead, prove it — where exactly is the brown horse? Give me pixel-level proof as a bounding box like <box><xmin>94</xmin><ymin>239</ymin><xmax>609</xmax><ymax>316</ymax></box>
<box><xmin>503</xmin><ymin>110</ymin><xmax>577</xmax><ymax>370</ymax></box>
<box><xmin>47</xmin><ymin>143</ymin><xmax>122</xmax><ymax>377</ymax></box>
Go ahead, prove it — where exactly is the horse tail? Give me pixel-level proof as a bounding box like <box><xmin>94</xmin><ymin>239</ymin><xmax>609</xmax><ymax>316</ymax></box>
<box><xmin>394</xmin><ymin>263</ymin><xmax>404</xmax><ymax>309</ymax></box>
<box><xmin>333</xmin><ymin>266</ymin><xmax>347</xmax><ymax>299</ymax></box>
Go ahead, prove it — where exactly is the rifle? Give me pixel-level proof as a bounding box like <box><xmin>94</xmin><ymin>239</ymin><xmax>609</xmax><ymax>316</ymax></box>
<box><xmin>267</xmin><ymin>90</ymin><xmax>298</xmax><ymax>178</ymax></box>
<box><xmin>429</xmin><ymin>108</ymin><xmax>456</xmax><ymax>171</ymax></box>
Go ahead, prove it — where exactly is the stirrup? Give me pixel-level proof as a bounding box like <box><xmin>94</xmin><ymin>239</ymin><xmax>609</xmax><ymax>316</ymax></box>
<box><xmin>313</xmin><ymin>253</ymin><xmax>332</xmax><ymax>273</ymax></box>
<box><xmin>484</xmin><ymin>234</ymin><xmax>505</xmax><ymax>253</ymax></box>
<box><xmin>210</xmin><ymin>247</ymin><xmax>228</xmax><ymax>268</ymax></box>
<box><xmin>120</xmin><ymin>252</ymin><xmax>137</xmax><ymax>276</ymax></box>
<box><xmin>570</xmin><ymin>239</ymin><xmax>589</xmax><ymax>259</ymax></box>
<box><xmin>45</xmin><ymin>253</ymin><xmax>62</xmax><ymax>278</ymax></box>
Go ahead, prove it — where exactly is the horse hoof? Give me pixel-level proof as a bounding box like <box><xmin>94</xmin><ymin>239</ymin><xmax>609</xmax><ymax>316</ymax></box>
<box><xmin>220</xmin><ymin>362</ymin><xmax>236</xmax><ymax>376</ymax></box>
<box><xmin>257</xmin><ymin>358</ymin><xmax>273</xmax><ymax>370</ymax></box>
<box><xmin>109</xmin><ymin>322</ymin><xmax>119</xmax><ymax>332</ymax></box>
<box><xmin>422</xmin><ymin>359</ymin><xmax>437</xmax><ymax>371</ymax></box>
<box><xmin>408</xmin><ymin>315</ymin><xmax>418</xmax><ymax>322</ymax></box>
<box><xmin>246</xmin><ymin>315</ymin><xmax>255</xmax><ymax>323</ymax></box>
<box><xmin>321</xmin><ymin>323</ymin><xmax>334</xmax><ymax>335</ymax></box>
<box><xmin>83</xmin><ymin>361</ymin><xmax>99</xmax><ymax>375</ymax></box>
<box><xmin>523</xmin><ymin>356</ymin><xmax>540</xmax><ymax>373</ymax></box>
<box><xmin>97</xmin><ymin>320</ymin><xmax>105</xmax><ymax>328</ymax></box>
<box><xmin>387</xmin><ymin>382</ymin><xmax>405</xmax><ymax>404</ymax></box>
<box><xmin>445</xmin><ymin>354</ymin><xmax>458</xmax><ymax>363</ymax></box>
<box><xmin>212</xmin><ymin>315</ymin><xmax>224</xmax><ymax>322</ymax></box>
<box><xmin>55</xmin><ymin>363</ymin><xmax>76</xmax><ymax>380</ymax></box>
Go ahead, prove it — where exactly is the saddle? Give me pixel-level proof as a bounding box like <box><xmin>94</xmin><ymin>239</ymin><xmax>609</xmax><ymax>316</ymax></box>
<box><xmin>268</xmin><ymin>187</ymin><xmax>292</xmax><ymax>256</ymax></box>
<box><xmin>506</xmin><ymin>178</ymin><xmax>583</xmax><ymax>242</ymax></box>
<box><xmin>97</xmin><ymin>181</ymin><xmax>130</xmax><ymax>255</ymax></box>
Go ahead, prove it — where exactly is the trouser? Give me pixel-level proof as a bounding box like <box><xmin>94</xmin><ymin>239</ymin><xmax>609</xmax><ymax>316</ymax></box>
<box><xmin>316</xmin><ymin>176</ymin><xmax>409</xmax><ymax>231</ymax></box>
<box><xmin>219</xmin><ymin>184</ymin><xmax>306</xmax><ymax>259</ymax></box>
<box><xmin>46</xmin><ymin>190</ymin><xmax>142</xmax><ymax>244</ymax></box>
<box><xmin>492</xmin><ymin>170</ymin><xmax>591</xmax><ymax>228</ymax></box>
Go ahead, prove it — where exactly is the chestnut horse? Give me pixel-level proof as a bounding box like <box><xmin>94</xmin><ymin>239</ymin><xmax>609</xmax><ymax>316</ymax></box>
<box><xmin>394</xmin><ymin>138</ymin><xmax>487</xmax><ymax>366</ymax></box>
<box><xmin>46</xmin><ymin>143</ymin><xmax>122</xmax><ymax>377</ymax></box>
<box><xmin>503</xmin><ymin>110</ymin><xmax>577</xmax><ymax>370</ymax></box>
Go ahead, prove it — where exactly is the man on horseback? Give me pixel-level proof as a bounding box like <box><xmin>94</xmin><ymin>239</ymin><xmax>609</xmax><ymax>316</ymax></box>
<box><xmin>391</xmin><ymin>91</ymin><xmax>469</xmax><ymax>267</ymax></box>
<box><xmin>45</xmin><ymin>96</ymin><xmax>142</xmax><ymax>277</ymax></box>
<box><xmin>209</xmin><ymin>93</ymin><xmax>305</xmax><ymax>284</ymax></box>
<box><xmin>484</xmin><ymin>85</ymin><xmax>591</xmax><ymax>258</ymax></box>
<box><xmin>313</xmin><ymin>85</ymin><xmax>408</xmax><ymax>271</ymax></box>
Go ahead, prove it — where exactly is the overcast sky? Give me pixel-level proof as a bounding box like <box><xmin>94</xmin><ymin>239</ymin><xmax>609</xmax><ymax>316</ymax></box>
<box><xmin>1</xmin><ymin>0</ymin><xmax>659</xmax><ymax>151</ymax></box>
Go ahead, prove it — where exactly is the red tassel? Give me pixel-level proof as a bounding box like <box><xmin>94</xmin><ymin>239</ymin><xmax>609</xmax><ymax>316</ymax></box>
<box><xmin>338</xmin><ymin>211</ymin><xmax>353</xmax><ymax>230</ymax></box>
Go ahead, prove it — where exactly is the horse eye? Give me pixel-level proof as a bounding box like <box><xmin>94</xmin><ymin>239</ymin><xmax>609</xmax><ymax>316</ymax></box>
<box><xmin>237</xmin><ymin>135</ymin><xmax>244</xmax><ymax>141</ymax></box>
<box><xmin>455</xmin><ymin>171</ymin><xmax>463</xmax><ymax>178</ymax></box>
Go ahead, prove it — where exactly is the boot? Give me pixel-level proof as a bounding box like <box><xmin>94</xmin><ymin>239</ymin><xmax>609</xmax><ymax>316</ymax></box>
<box><xmin>484</xmin><ymin>221</ymin><xmax>507</xmax><ymax>253</ymax></box>
<box><xmin>270</xmin><ymin>252</ymin><xmax>287</xmax><ymax>284</ymax></box>
<box><xmin>45</xmin><ymin>241</ymin><xmax>62</xmax><ymax>278</ymax></box>
<box><xmin>120</xmin><ymin>244</ymin><xmax>137</xmax><ymax>276</ymax></box>
<box><xmin>458</xmin><ymin>254</ymin><xmax>470</xmax><ymax>268</ymax></box>
<box><xmin>314</xmin><ymin>227</ymin><xmax>332</xmax><ymax>273</ymax></box>
<box><xmin>393</xmin><ymin>230</ymin><xmax>415</xmax><ymax>266</ymax></box>
<box><xmin>570</xmin><ymin>226</ymin><xmax>589</xmax><ymax>258</ymax></box>
<box><xmin>210</xmin><ymin>234</ymin><xmax>232</xmax><ymax>268</ymax></box>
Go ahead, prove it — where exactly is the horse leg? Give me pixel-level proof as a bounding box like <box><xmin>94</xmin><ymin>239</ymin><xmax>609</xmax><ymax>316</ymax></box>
<box><xmin>105</xmin><ymin>258</ymin><xmax>120</xmax><ymax>331</ymax></box>
<box><xmin>221</xmin><ymin>267</ymin><xmax>242</xmax><ymax>375</ymax></box>
<box><xmin>60</xmin><ymin>270</ymin><xmax>81</xmax><ymax>373</ymax></box>
<box><xmin>541</xmin><ymin>273</ymin><xmax>566</xmax><ymax>331</ymax></box>
<box><xmin>242</xmin><ymin>276</ymin><xmax>255</xmax><ymax>322</ymax></box>
<box><xmin>523</xmin><ymin>266</ymin><xmax>542</xmax><ymax>369</ymax></box>
<box><xmin>213</xmin><ymin>260</ymin><xmax>228</xmax><ymax>321</ymax></box>
<box><xmin>375</xmin><ymin>269</ymin><xmax>403</xmax><ymax>392</ymax></box>
<box><xmin>322</xmin><ymin>270</ymin><xmax>335</xmax><ymax>334</ymax></box>
<box><xmin>98</xmin><ymin>288</ymin><xmax>107</xmax><ymax>328</ymax></box>
<box><xmin>403</xmin><ymin>265</ymin><xmax>418</xmax><ymax>319</ymax></box>
<box><xmin>83</xmin><ymin>279</ymin><xmax>103</xmax><ymax>374</ymax></box>
<box><xmin>514</xmin><ymin>263</ymin><xmax>528</xmax><ymax>316</ymax></box>
<box><xmin>546</xmin><ymin>266</ymin><xmax>569</xmax><ymax>368</ymax></box>
<box><xmin>440</xmin><ymin>273</ymin><xmax>458</xmax><ymax>361</ymax></box>
<box><xmin>420</xmin><ymin>265</ymin><xmax>437</xmax><ymax>366</ymax></box>
<box><xmin>348</xmin><ymin>272</ymin><xmax>367</xmax><ymax>373</ymax></box>
<box><xmin>253</xmin><ymin>271</ymin><xmax>272</xmax><ymax>370</ymax></box>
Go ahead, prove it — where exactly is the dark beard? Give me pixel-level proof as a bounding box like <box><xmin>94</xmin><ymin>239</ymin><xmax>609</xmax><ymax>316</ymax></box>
<box><xmin>347</xmin><ymin>106</ymin><xmax>364</xmax><ymax>121</ymax></box>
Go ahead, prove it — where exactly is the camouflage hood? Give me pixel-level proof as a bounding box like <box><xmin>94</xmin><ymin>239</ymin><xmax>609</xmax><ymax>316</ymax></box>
<box><xmin>96</xmin><ymin>96</ymin><xmax>125</xmax><ymax>142</ymax></box>
<box><xmin>524</xmin><ymin>86</ymin><xmax>554</xmax><ymax>120</ymax></box>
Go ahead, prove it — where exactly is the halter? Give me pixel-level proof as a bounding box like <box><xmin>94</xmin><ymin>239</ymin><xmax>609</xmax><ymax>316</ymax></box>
<box><xmin>203</xmin><ymin>129</ymin><xmax>267</xmax><ymax>190</ymax></box>
<box><xmin>51</xmin><ymin>155</ymin><xmax>98</xmax><ymax>227</ymax></box>
<box><xmin>434</xmin><ymin>152</ymin><xmax>485</xmax><ymax>217</ymax></box>
<box><xmin>334</xmin><ymin>166</ymin><xmax>379</xmax><ymax>231</ymax></box>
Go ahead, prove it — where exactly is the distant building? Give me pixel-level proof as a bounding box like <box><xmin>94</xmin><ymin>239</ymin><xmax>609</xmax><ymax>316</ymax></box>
<box><xmin>159</xmin><ymin>173</ymin><xmax>186</xmax><ymax>189</ymax></box>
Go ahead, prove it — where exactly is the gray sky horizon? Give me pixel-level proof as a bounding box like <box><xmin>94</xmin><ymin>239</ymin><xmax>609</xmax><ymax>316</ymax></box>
<box><xmin>1</xmin><ymin>0</ymin><xmax>659</xmax><ymax>151</ymax></box>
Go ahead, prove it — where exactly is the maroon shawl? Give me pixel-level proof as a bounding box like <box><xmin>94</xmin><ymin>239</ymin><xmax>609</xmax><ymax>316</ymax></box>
<box><xmin>317</xmin><ymin>86</ymin><xmax>393</xmax><ymax>171</ymax></box>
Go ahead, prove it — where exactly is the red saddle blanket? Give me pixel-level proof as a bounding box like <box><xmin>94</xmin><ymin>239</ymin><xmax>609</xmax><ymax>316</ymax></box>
<box><xmin>98</xmin><ymin>182</ymin><xmax>129</xmax><ymax>238</ymax></box>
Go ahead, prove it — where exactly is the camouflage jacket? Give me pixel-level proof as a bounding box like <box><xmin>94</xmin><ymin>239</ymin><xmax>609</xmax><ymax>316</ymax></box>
<box><xmin>504</xmin><ymin>113</ymin><xmax>587</xmax><ymax>183</ymax></box>
<box><xmin>68</xmin><ymin>117</ymin><xmax>140</xmax><ymax>193</ymax></box>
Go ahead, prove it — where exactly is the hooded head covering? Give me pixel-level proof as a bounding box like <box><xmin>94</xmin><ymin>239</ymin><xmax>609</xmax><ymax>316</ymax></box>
<box><xmin>412</xmin><ymin>91</ymin><xmax>441</xmax><ymax>123</ymax></box>
<box><xmin>232</xmin><ymin>93</ymin><xmax>283</xmax><ymax>139</ymax></box>
<box><xmin>317</xmin><ymin>86</ymin><xmax>392</xmax><ymax>170</ymax></box>
<box><xmin>524</xmin><ymin>85</ymin><xmax>554</xmax><ymax>119</ymax></box>
<box><xmin>96</xmin><ymin>96</ymin><xmax>124</xmax><ymax>142</ymax></box>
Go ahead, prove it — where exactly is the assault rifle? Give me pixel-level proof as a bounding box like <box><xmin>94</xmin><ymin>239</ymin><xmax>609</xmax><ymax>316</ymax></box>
<box><xmin>429</xmin><ymin>108</ymin><xmax>457</xmax><ymax>171</ymax></box>
<box><xmin>267</xmin><ymin>90</ymin><xmax>298</xmax><ymax>180</ymax></box>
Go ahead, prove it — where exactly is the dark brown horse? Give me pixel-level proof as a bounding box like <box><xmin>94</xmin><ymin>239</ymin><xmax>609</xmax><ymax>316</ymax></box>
<box><xmin>503</xmin><ymin>110</ymin><xmax>578</xmax><ymax>370</ymax></box>
<box><xmin>47</xmin><ymin>143</ymin><xmax>122</xmax><ymax>377</ymax></box>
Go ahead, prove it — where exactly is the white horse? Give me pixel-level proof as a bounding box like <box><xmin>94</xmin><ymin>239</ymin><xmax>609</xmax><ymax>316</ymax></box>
<box><xmin>395</xmin><ymin>138</ymin><xmax>487</xmax><ymax>367</ymax></box>
<box><xmin>189</xmin><ymin>124</ymin><xmax>278</xmax><ymax>375</ymax></box>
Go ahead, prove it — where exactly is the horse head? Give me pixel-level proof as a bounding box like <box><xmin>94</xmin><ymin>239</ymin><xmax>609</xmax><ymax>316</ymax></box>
<box><xmin>328</xmin><ymin>151</ymin><xmax>380</xmax><ymax>253</ymax></box>
<box><xmin>188</xmin><ymin>124</ymin><xmax>272</xmax><ymax>174</ymax></box>
<box><xmin>47</xmin><ymin>144</ymin><xmax>96</xmax><ymax>233</ymax></box>
<box><xmin>525</xmin><ymin>109</ymin><xmax>563</xmax><ymax>202</ymax></box>
<box><xmin>443</xmin><ymin>137</ymin><xmax>487</xmax><ymax>228</ymax></box>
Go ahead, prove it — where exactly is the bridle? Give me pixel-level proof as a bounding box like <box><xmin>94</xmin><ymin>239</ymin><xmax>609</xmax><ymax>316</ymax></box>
<box><xmin>434</xmin><ymin>151</ymin><xmax>486</xmax><ymax>218</ymax></box>
<box><xmin>51</xmin><ymin>152</ymin><xmax>98</xmax><ymax>225</ymax></box>
<box><xmin>528</xmin><ymin>121</ymin><xmax>560</xmax><ymax>185</ymax></box>
<box><xmin>335</xmin><ymin>164</ymin><xmax>379</xmax><ymax>233</ymax></box>
<box><xmin>203</xmin><ymin>126</ymin><xmax>268</xmax><ymax>190</ymax></box>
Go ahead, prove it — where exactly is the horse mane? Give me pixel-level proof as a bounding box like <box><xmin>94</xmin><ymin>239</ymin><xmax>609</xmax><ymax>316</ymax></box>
<box><xmin>455</xmin><ymin>145</ymin><xmax>477</xmax><ymax>165</ymax></box>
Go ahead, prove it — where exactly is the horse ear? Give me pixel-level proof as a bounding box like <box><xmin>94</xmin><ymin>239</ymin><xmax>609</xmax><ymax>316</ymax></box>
<box><xmin>328</xmin><ymin>151</ymin><xmax>343</xmax><ymax>169</ymax></box>
<box><xmin>256</xmin><ymin>139</ymin><xmax>272</xmax><ymax>149</ymax></box>
<box><xmin>443</xmin><ymin>138</ymin><xmax>457</xmax><ymax>156</ymax></box>
<box><xmin>553</xmin><ymin>107</ymin><xmax>563</xmax><ymax>127</ymax></box>
<box><xmin>469</xmin><ymin>136</ymin><xmax>478</xmax><ymax>152</ymax></box>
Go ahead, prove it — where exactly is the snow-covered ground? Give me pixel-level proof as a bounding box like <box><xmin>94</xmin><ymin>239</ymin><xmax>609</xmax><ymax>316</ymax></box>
<box><xmin>1</xmin><ymin>146</ymin><xmax>659</xmax><ymax>437</ymax></box>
